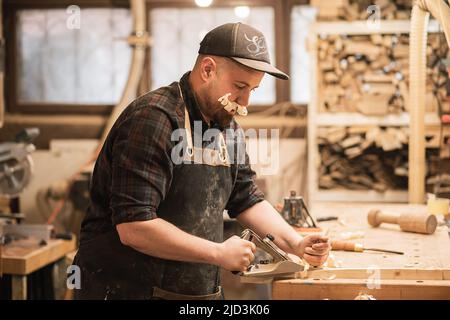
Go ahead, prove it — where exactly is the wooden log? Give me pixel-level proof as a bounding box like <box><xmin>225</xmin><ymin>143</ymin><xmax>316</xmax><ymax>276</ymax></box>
<box><xmin>311</xmin><ymin>0</ymin><xmax>349</xmax><ymax>20</ymax></box>
<box><xmin>393</xmin><ymin>44</ymin><xmax>409</xmax><ymax>59</ymax></box>
<box><xmin>352</xmin><ymin>61</ymin><xmax>368</xmax><ymax>73</ymax></box>
<box><xmin>344</xmin><ymin>41</ymin><xmax>382</xmax><ymax>60</ymax></box>
<box><xmin>363</xmin><ymin>73</ymin><xmax>394</xmax><ymax>83</ymax></box>
<box><xmin>356</xmin><ymin>94</ymin><xmax>390</xmax><ymax>115</ymax></box>
<box><xmin>340</xmin><ymin>135</ymin><xmax>363</xmax><ymax>149</ymax></box>
<box><xmin>324</xmin><ymin>72</ymin><xmax>339</xmax><ymax>83</ymax></box>
<box><xmin>345</xmin><ymin>146</ymin><xmax>363</xmax><ymax>158</ymax></box>
<box><xmin>324</xmin><ymin>127</ymin><xmax>347</xmax><ymax>144</ymax></box>
<box><xmin>363</xmin><ymin>83</ymin><xmax>397</xmax><ymax>95</ymax></box>
<box><xmin>344</xmin><ymin>3</ymin><xmax>360</xmax><ymax>21</ymax></box>
<box><xmin>339</xmin><ymin>73</ymin><xmax>354</xmax><ymax>87</ymax></box>
<box><xmin>370</xmin><ymin>55</ymin><xmax>391</xmax><ymax>70</ymax></box>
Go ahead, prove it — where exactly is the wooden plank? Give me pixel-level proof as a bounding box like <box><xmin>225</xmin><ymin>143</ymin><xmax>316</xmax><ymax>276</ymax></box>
<box><xmin>237</xmin><ymin>116</ymin><xmax>306</xmax><ymax>128</ymax></box>
<box><xmin>306</xmin><ymin>268</ymin><xmax>450</xmax><ymax>281</ymax></box>
<box><xmin>315</xmin><ymin>112</ymin><xmax>441</xmax><ymax>126</ymax></box>
<box><xmin>310</xmin><ymin>20</ymin><xmax>441</xmax><ymax>36</ymax></box>
<box><xmin>273</xmin><ymin>278</ymin><xmax>450</xmax><ymax>300</ymax></box>
<box><xmin>2</xmin><ymin>114</ymin><xmax>106</xmax><ymax>149</ymax></box>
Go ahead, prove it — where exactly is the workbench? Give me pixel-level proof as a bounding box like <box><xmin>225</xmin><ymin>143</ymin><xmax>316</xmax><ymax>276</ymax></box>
<box><xmin>1</xmin><ymin>236</ymin><xmax>76</xmax><ymax>300</ymax></box>
<box><xmin>272</xmin><ymin>203</ymin><xmax>450</xmax><ymax>300</ymax></box>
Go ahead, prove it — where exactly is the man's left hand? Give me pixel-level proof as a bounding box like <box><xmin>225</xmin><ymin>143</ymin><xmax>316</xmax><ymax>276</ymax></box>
<box><xmin>295</xmin><ymin>234</ymin><xmax>331</xmax><ymax>267</ymax></box>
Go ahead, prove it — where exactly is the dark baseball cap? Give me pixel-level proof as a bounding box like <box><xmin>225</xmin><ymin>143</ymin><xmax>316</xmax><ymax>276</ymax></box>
<box><xmin>198</xmin><ymin>22</ymin><xmax>289</xmax><ymax>80</ymax></box>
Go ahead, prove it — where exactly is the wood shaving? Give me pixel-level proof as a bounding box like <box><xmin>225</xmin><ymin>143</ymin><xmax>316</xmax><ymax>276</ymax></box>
<box><xmin>339</xmin><ymin>230</ymin><xmax>365</xmax><ymax>240</ymax></box>
<box><xmin>354</xmin><ymin>292</ymin><xmax>376</xmax><ymax>300</ymax></box>
<box><xmin>323</xmin><ymin>273</ymin><xmax>336</xmax><ymax>280</ymax></box>
<box><xmin>326</xmin><ymin>254</ymin><xmax>343</xmax><ymax>268</ymax></box>
<box><xmin>295</xmin><ymin>259</ymin><xmax>310</xmax><ymax>279</ymax></box>
<box><xmin>326</xmin><ymin>254</ymin><xmax>337</xmax><ymax>268</ymax></box>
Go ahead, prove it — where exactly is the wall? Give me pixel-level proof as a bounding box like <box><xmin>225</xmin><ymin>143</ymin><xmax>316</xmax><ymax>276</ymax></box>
<box><xmin>21</xmin><ymin>140</ymin><xmax>98</xmax><ymax>225</ymax></box>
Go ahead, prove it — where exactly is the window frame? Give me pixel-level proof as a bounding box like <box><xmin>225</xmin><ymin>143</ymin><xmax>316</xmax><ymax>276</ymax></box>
<box><xmin>2</xmin><ymin>0</ymin><xmax>308</xmax><ymax>147</ymax></box>
<box><xmin>4</xmin><ymin>0</ymin><xmax>130</xmax><ymax>115</ymax></box>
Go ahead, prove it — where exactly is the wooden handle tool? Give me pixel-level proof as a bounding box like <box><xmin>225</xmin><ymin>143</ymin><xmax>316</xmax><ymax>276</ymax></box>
<box><xmin>331</xmin><ymin>240</ymin><xmax>364</xmax><ymax>252</ymax></box>
<box><xmin>331</xmin><ymin>240</ymin><xmax>404</xmax><ymax>255</ymax></box>
<box><xmin>367</xmin><ymin>209</ymin><xmax>437</xmax><ymax>234</ymax></box>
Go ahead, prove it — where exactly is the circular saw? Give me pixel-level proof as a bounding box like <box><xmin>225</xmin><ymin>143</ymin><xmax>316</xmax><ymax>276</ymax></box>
<box><xmin>0</xmin><ymin>128</ymin><xmax>39</xmax><ymax>198</ymax></box>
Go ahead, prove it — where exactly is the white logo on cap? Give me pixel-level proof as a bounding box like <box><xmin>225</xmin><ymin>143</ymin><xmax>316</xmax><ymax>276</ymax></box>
<box><xmin>244</xmin><ymin>33</ymin><xmax>267</xmax><ymax>57</ymax></box>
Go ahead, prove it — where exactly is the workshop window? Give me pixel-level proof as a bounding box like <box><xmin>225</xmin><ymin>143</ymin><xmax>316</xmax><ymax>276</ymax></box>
<box><xmin>17</xmin><ymin>8</ymin><xmax>132</xmax><ymax>105</ymax></box>
<box><xmin>150</xmin><ymin>7</ymin><xmax>276</xmax><ymax>105</ymax></box>
<box><xmin>290</xmin><ymin>6</ymin><xmax>317</xmax><ymax>104</ymax></box>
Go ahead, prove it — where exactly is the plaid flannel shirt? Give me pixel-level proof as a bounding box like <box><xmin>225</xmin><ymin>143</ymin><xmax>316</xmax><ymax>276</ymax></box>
<box><xmin>79</xmin><ymin>72</ymin><xmax>264</xmax><ymax>243</ymax></box>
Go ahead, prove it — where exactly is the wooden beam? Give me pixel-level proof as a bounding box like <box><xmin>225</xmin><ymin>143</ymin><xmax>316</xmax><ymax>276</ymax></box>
<box><xmin>274</xmin><ymin>0</ymin><xmax>290</xmax><ymax>103</ymax></box>
<box><xmin>2</xmin><ymin>114</ymin><xmax>106</xmax><ymax>149</ymax></box>
<box><xmin>238</xmin><ymin>115</ymin><xmax>306</xmax><ymax>128</ymax></box>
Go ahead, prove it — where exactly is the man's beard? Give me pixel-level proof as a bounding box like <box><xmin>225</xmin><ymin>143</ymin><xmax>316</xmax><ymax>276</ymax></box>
<box><xmin>211</xmin><ymin>103</ymin><xmax>234</xmax><ymax>128</ymax></box>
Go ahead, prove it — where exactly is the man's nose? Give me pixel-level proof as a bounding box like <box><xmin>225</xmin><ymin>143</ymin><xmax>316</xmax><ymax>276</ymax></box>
<box><xmin>236</xmin><ymin>92</ymin><xmax>250</xmax><ymax>108</ymax></box>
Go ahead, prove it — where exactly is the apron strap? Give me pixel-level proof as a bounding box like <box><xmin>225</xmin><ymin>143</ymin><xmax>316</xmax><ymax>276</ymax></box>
<box><xmin>184</xmin><ymin>107</ymin><xmax>194</xmax><ymax>157</ymax></box>
<box><xmin>179</xmin><ymin>83</ymin><xmax>195</xmax><ymax>157</ymax></box>
<box><xmin>178</xmin><ymin>83</ymin><xmax>230</xmax><ymax>166</ymax></box>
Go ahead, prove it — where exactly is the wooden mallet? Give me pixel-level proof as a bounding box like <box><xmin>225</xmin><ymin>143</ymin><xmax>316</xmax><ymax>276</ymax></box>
<box><xmin>367</xmin><ymin>209</ymin><xmax>437</xmax><ymax>234</ymax></box>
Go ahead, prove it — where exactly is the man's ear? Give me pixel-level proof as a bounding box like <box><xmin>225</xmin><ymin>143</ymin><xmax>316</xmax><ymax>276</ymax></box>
<box><xmin>200</xmin><ymin>57</ymin><xmax>217</xmax><ymax>82</ymax></box>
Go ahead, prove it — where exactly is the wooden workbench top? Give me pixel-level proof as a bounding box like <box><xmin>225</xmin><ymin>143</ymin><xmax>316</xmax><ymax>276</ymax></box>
<box><xmin>2</xmin><ymin>236</ymin><xmax>76</xmax><ymax>275</ymax></box>
<box><xmin>273</xmin><ymin>202</ymin><xmax>450</xmax><ymax>299</ymax></box>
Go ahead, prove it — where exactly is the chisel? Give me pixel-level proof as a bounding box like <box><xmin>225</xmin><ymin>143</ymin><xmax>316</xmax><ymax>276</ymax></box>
<box><xmin>331</xmin><ymin>240</ymin><xmax>404</xmax><ymax>255</ymax></box>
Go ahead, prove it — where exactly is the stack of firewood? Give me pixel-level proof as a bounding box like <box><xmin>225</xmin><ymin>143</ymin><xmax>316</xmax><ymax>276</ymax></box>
<box><xmin>311</xmin><ymin>0</ymin><xmax>412</xmax><ymax>21</ymax></box>
<box><xmin>429</xmin><ymin>43</ymin><xmax>450</xmax><ymax>115</ymax></box>
<box><xmin>317</xmin><ymin>126</ymin><xmax>444</xmax><ymax>191</ymax></box>
<box><xmin>318</xmin><ymin>33</ymin><xmax>448</xmax><ymax>115</ymax></box>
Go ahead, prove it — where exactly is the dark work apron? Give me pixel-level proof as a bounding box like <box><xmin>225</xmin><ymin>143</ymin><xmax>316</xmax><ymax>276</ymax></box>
<box><xmin>73</xmin><ymin>88</ymin><xmax>236</xmax><ymax>300</ymax></box>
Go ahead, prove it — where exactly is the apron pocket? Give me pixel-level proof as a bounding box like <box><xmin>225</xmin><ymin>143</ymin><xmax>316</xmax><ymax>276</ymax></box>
<box><xmin>152</xmin><ymin>286</ymin><xmax>222</xmax><ymax>300</ymax></box>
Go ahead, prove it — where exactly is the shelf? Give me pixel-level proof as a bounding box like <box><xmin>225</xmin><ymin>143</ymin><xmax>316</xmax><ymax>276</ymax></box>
<box><xmin>310</xmin><ymin>19</ymin><xmax>440</xmax><ymax>36</ymax></box>
<box><xmin>316</xmin><ymin>112</ymin><xmax>441</xmax><ymax>127</ymax></box>
<box><xmin>314</xmin><ymin>189</ymin><xmax>409</xmax><ymax>203</ymax></box>
<box><xmin>307</xmin><ymin>19</ymin><xmax>444</xmax><ymax>204</ymax></box>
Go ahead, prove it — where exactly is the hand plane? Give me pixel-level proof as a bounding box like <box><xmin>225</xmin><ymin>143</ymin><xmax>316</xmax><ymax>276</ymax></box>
<box><xmin>235</xmin><ymin>229</ymin><xmax>304</xmax><ymax>282</ymax></box>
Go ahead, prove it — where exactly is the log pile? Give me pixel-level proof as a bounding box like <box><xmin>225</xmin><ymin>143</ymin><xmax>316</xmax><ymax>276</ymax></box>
<box><xmin>317</xmin><ymin>126</ymin><xmax>445</xmax><ymax>191</ymax></box>
<box><xmin>318</xmin><ymin>33</ymin><xmax>448</xmax><ymax>115</ymax></box>
<box><xmin>430</xmin><ymin>49</ymin><xmax>450</xmax><ymax>115</ymax></box>
<box><xmin>311</xmin><ymin>0</ymin><xmax>412</xmax><ymax>21</ymax></box>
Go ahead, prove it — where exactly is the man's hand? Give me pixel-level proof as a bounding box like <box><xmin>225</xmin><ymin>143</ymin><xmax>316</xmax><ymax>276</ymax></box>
<box><xmin>295</xmin><ymin>234</ymin><xmax>331</xmax><ymax>267</ymax></box>
<box><xmin>216</xmin><ymin>236</ymin><xmax>256</xmax><ymax>272</ymax></box>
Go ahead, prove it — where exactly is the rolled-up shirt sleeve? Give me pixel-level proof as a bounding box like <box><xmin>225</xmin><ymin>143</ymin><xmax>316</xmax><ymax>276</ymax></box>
<box><xmin>226</xmin><ymin>152</ymin><xmax>265</xmax><ymax>218</ymax></box>
<box><xmin>110</xmin><ymin>106</ymin><xmax>174</xmax><ymax>225</ymax></box>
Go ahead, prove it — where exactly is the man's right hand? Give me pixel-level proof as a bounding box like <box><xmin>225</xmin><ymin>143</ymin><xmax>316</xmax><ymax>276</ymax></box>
<box><xmin>216</xmin><ymin>235</ymin><xmax>256</xmax><ymax>272</ymax></box>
